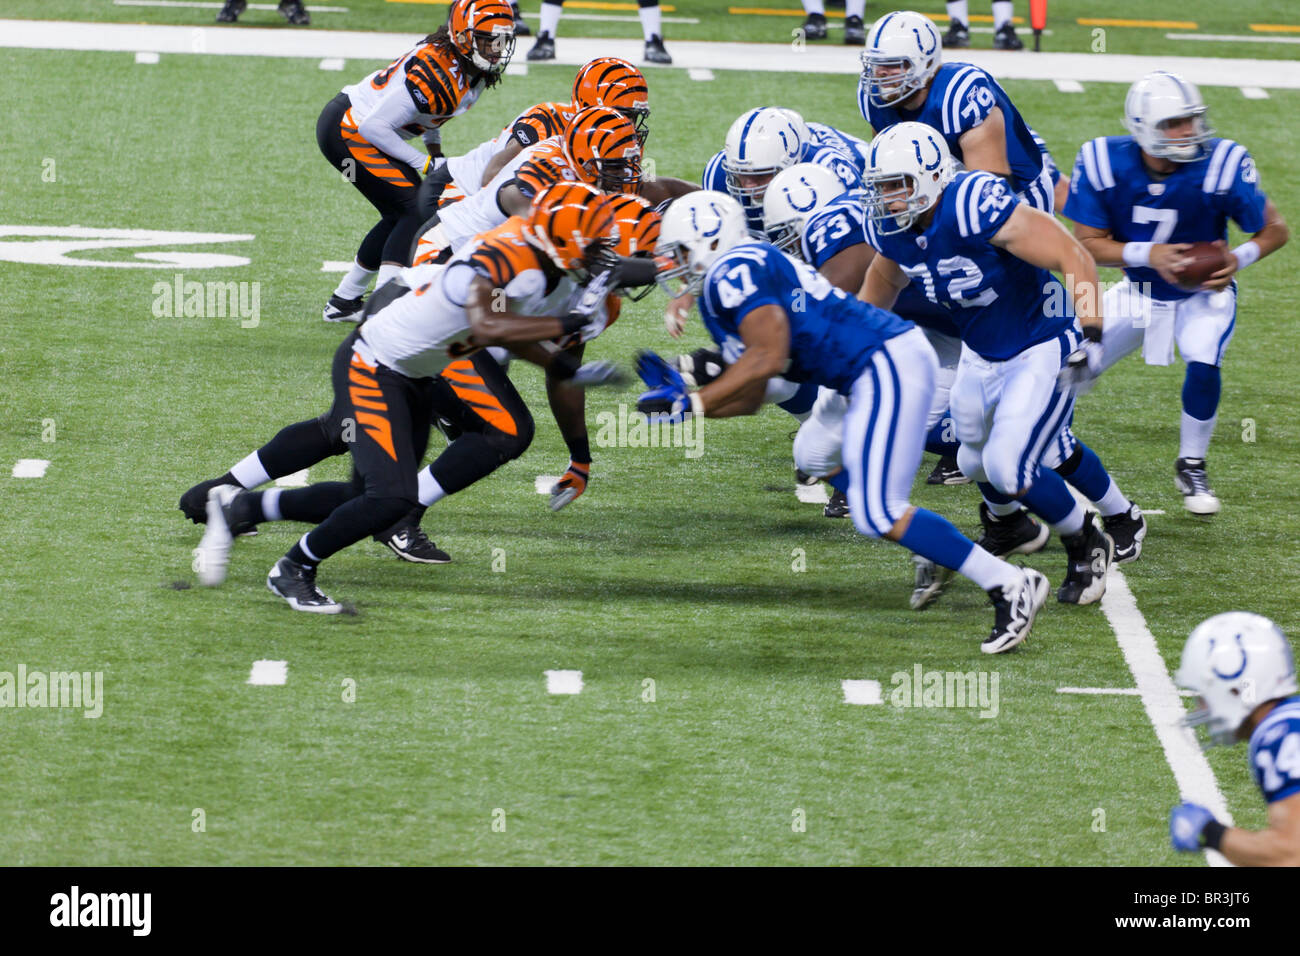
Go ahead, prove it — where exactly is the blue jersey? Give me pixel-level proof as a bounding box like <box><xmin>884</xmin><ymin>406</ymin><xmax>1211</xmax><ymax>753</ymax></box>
<box><xmin>1028</xmin><ymin>127</ymin><xmax>1060</xmax><ymax>186</ymax></box>
<box><xmin>1064</xmin><ymin>135</ymin><xmax>1267</xmax><ymax>301</ymax></box>
<box><xmin>807</xmin><ymin>122</ymin><xmax>871</xmax><ymax>176</ymax></box>
<box><xmin>703</xmin><ymin>142</ymin><xmax>863</xmax><ymax>236</ymax></box>
<box><xmin>864</xmin><ymin>170</ymin><xmax>1070</xmax><ymax>361</ymax></box>
<box><xmin>698</xmin><ymin>242</ymin><xmax>913</xmax><ymax>395</ymax></box>
<box><xmin>801</xmin><ymin>191</ymin><xmax>960</xmax><ymax>338</ymax></box>
<box><xmin>860</xmin><ymin>62</ymin><xmax>1046</xmax><ymax>201</ymax></box>
<box><xmin>1248</xmin><ymin>696</ymin><xmax>1300</xmax><ymax>804</ymax></box>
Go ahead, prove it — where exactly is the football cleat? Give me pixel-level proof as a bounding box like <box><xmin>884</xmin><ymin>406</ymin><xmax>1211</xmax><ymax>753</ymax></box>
<box><xmin>910</xmin><ymin>555</ymin><xmax>954</xmax><ymax>610</ymax></box>
<box><xmin>795</xmin><ymin>468</ymin><xmax>819</xmax><ymax>487</ymax></box>
<box><xmin>1103</xmin><ymin>504</ymin><xmax>1147</xmax><ymax>564</ymax></box>
<box><xmin>1058</xmin><ymin>513</ymin><xmax>1114</xmax><ymax>605</ymax></box>
<box><xmin>941</xmin><ymin>18</ymin><xmax>969</xmax><ymax>48</ymax></box>
<box><xmin>975</xmin><ymin>502</ymin><xmax>1049</xmax><ymax>558</ymax></box>
<box><xmin>266</xmin><ymin>557</ymin><xmax>343</xmax><ymax>614</ymax></box>
<box><xmin>323</xmin><ymin>293</ymin><xmax>365</xmax><ymax>323</ymax></box>
<box><xmin>984</xmin><ymin>568</ymin><xmax>1049</xmax><ymax>654</ymax></box>
<box><xmin>180</xmin><ymin>477</ymin><xmax>226</xmax><ymax>523</ymax></box>
<box><xmin>527</xmin><ymin>31</ymin><xmax>556</xmax><ymax>61</ymax></box>
<box><xmin>216</xmin><ymin>0</ymin><xmax>246</xmax><ymax>22</ymax></box>
<box><xmin>512</xmin><ymin>3</ymin><xmax>530</xmax><ymax>36</ymax></box>
<box><xmin>925</xmin><ymin>456</ymin><xmax>970</xmax><ymax>485</ymax></box>
<box><xmin>802</xmin><ymin>12</ymin><xmax>828</xmax><ymax>40</ymax></box>
<box><xmin>1175</xmin><ymin>458</ymin><xmax>1221</xmax><ymax>515</ymax></box>
<box><xmin>843</xmin><ymin>14</ymin><xmax>866</xmax><ymax>45</ymax></box>
<box><xmin>824</xmin><ymin>488</ymin><xmax>849</xmax><ymax>518</ymax></box>
<box><xmin>644</xmin><ymin>34</ymin><xmax>672</xmax><ymax>65</ymax></box>
<box><xmin>195</xmin><ymin>485</ymin><xmax>246</xmax><ymax>586</ymax></box>
<box><xmin>278</xmin><ymin>0</ymin><xmax>310</xmax><ymax>25</ymax></box>
<box><xmin>993</xmin><ymin>23</ymin><xmax>1024</xmax><ymax>50</ymax></box>
<box><xmin>375</xmin><ymin>524</ymin><xmax>452</xmax><ymax>564</ymax></box>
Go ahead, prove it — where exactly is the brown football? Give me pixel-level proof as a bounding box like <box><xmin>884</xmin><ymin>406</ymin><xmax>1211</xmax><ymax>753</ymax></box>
<box><xmin>1173</xmin><ymin>241</ymin><xmax>1230</xmax><ymax>291</ymax></box>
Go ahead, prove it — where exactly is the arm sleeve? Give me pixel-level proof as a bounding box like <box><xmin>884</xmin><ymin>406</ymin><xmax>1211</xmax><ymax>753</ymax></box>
<box><xmin>946</xmin><ymin>70</ymin><xmax>997</xmax><ymax>136</ymax></box>
<box><xmin>357</xmin><ymin>85</ymin><xmax>431</xmax><ymax>172</ymax></box>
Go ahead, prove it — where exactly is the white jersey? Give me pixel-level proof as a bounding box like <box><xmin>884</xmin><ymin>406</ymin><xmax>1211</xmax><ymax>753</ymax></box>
<box><xmin>445</xmin><ymin>100</ymin><xmax>575</xmax><ymax>196</ymax></box>
<box><xmin>435</xmin><ymin>149</ymin><xmax>532</xmax><ymax>252</ymax></box>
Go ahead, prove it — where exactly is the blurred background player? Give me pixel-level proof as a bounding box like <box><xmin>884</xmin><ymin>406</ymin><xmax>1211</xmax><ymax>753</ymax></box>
<box><xmin>216</xmin><ymin>0</ymin><xmax>309</xmax><ymax>24</ymax></box>
<box><xmin>799</xmin><ymin>0</ymin><xmax>868</xmax><ymax>44</ymax></box>
<box><xmin>528</xmin><ymin>0</ymin><xmax>672</xmax><ymax>65</ymax></box>
<box><xmin>942</xmin><ymin>1</ymin><xmax>1022</xmax><ymax>50</ymax></box>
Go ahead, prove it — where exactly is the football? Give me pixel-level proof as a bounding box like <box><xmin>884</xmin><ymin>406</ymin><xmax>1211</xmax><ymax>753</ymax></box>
<box><xmin>1172</xmin><ymin>241</ymin><xmax>1230</xmax><ymax>290</ymax></box>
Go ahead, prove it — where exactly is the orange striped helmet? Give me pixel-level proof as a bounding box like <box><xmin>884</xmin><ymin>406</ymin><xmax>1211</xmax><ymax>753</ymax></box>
<box><xmin>448</xmin><ymin>0</ymin><xmax>516</xmax><ymax>74</ymax></box>
<box><xmin>572</xmin><ymin>57</ymin><xmax>650</xmax><ymax>146</ymax></box>
<box><xmin>524</xmin><ymin>182</ymin><xmax>619</xmax><ymax>276</ymax></box>
<box><xmin>606</xmin><ymin>194</ymin><xmax>661</xmax><ymax>300</ymax></box>
<box><xmin>564</xmin><ymin>106</ymin><xmax>643</xmax><ymax>195</ymax></box>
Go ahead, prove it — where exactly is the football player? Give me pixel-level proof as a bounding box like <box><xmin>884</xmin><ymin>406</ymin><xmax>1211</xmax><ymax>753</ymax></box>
<box><xmin>861</xmin><ymin>122</ymin><xmax>1143</xmax><ymax>606</ymax></box>
<box><xmin>318</xmin><ymin>0</ymin><xmax>515</xmax><ymax>323</ymax></box>
<box><xmin>1170</xmin><ymin>612</ymin><xmax>1300</xmax><ymax>866</ymax></box>
<box><xmin>941</xmin><ymin>1</ymin><xmax>1022</xmax><ymax>50</ymax></box>
<box><xmin>527</xmin><ymin>0</ymin><xmax>672</xmax><ymax>65</ymax></box>
<box><xmin>641</xmin><ymin>191</ymin><xmax>1050</xmax><ymax>653</ymax></box>
<box><xmin>799</xmin><ymin>0</ymin><xmax>868</xmax><ymax>44</ymax></box>
<box><xmin>1065</xmin><ymin>71</ymin><xmax>1289</xmax><ymax>515</ymax></box>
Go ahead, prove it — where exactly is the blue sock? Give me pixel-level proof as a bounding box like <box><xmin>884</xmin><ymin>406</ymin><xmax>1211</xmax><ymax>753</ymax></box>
<box><xmin>1182</xmin><ymin>361</ymin><xmax>1221</xmax><ymax>421</ymax></box>
<box><xmin>1017</xmin><ymin>466</ymin><xmax>1077</xmax><ymax>526</ymax></box>
<box><xmin>826</xmin><ymin>470</ymin><xmax>849</xmax><ymax>493</ymax></box>
<box><xmin>924</xmin><ymin>415</ymin><xmax>960</xmax><ymax>457</ymax></box>
<box><xmin>777</xmin><ymin>382</ymin><xmax>818</xmax><ymax>418</ymax></box>
<box><xmin>898</xmin><ymin>508</ymin><xmax>976</xmax><ymax>570</ymax></box>
<box><xmin>1054</xmin><ymin>442</ymin><xmax>1110</xmax><ymax>502</ymax></box>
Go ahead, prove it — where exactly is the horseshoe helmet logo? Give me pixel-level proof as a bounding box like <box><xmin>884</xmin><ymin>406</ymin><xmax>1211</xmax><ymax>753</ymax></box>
<box><xmin>912</xmin><ymin>24</ymin><xmax>937</xmax><ymax>55</ymax></box>
<box><xmin>912</xmin><ymin>135</ymin><xmax>942</xmax><ymax>172</ymax></box>
<box><xmin>692</xmin><ymin>202</ymin><xmax>723</xmax><ymax>238</ymax></box>
<box><xmin>786</xmin><ymin>176</ymin><xmax>820</xmax><ymax>213</ymax></box>
<box><xmin>1209</xmin><ymin>633</ymin><xmax>1249</xmax><ymax>681</ymax></box>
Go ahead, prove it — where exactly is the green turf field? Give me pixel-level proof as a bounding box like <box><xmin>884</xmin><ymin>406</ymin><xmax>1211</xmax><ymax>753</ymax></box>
<box><xmin>1</xmin><ymin>29</ymin><xmax>1297</xmax><ymax>865</ymax></box>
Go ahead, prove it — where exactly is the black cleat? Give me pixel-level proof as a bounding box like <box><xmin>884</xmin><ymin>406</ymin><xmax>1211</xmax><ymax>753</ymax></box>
<box><xmin>216</xmin><ymin>0</ymin><xmax>246</xmax><ymax>22</ymax></box>
<box><xmin>644</xmin><ymin>34</ymin><xmax>672</xmax><ymax>64</ymax></box>
<box><xmin>824</xmin><ymin>488</ymin><xmax>849</xmax><ymax>518</ymax></box>
<box><xmin>323</xmin><ymin>293</ymin><xmax>365</xmax><ymax>323</ymax></box>
<box><xmin>975</xmin><ymin>502</ymin><xmax>1049</xmax><ymax>557</ymax></box>
<box><xmin>278</xmin><ymin>0</ymin><xmax>310</xmax><ymax>25</ymax></box>
<box><xmin>527</xmin><ymin>31</ymin><xmax>556</xmax><ymax>61</ymax></box>
<box><xmin>1174</xmin><ymin>457</ymin><xmax>1220</xmax><ymax>515</ymax></box>
<box><xmin>802</xmin><ymin>12</ymin><xmax>828</xmax><ymax>40</ymax></box>
<box><xmin>843</xmin><ymin>14</ymin><xmax>866</xmax><ymax>45</ymax></box>
<box><xmin>512</xmin><ymin>4</ymin><xmax>530</xmax><ymax>36</ymax></box>
<box><xmin>795</xmin><ymin>468</ymin><xmax>819</xmax><ymax>486</ymax></box>
<box><xmin>180</xmin><ymin>477</ymin><xmax>226</xmax><ymax>523</ymax></box>
<box><xmin>926</xmin><ymin>456</ymin><xmax>970</xmax><ymax>485</ymax></box>
<box><xmin>1058</xmin><ymin>513</ymin><xmax>1113</xmax><ymax>605</ymax></box>
<box><xmin>267</xmin><ymin>557</ymin><xmax>342</xmax><ymax>613</ymax></box>
<box><xmin>993</xmin><ymin>23</ymin><xmax>1024</xmax><ymax>50</ymax></box>
<box><xmin>941</xmin><ymin>18</ymin><xmax>969</xmax><ymax>48</ymax></box>
<box><xmin>375</xmin><ymin>524</ymin><xmax>451</xmax><ymax>564</ymax></box>
<box><xmin>1103</xmin><ymin>504</ymin><xmax>1147</xmax><ymax>564</ymax></box>
<box><xmin>984</xmin><ymin>569</ymin><xmax>1049</xmax><ymax>654</ymax></box>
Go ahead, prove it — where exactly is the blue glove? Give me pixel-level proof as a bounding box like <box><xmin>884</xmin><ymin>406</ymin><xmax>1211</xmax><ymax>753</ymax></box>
<box><xmin>636</xmin><ymin>350</ymin><xmax>687</xmax><ymax>392</ymax></box>
<box><xmin>637</xmin><ymin>384</ymin><xmax>691</xmax><ymax>425</ymax></box>
<box><xmin>1169</xmin><ymin>802</ymin><xmax>1216</xmax><ymax>852</ymax></box>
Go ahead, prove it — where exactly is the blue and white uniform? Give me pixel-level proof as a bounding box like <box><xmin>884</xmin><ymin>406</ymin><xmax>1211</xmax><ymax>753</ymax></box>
<box><xmin>807</xmin><ymin>122</ymin><xmax>872</xmax><ymax>177</ymax></box>
<box><xmin>1248</xmin><ymin>695</ymin><xmax>1300</xmax><ymax>805</ymax></box>
<box><xmin>864</xmin><ymin>170</ymin><xmax>1082</xmax><ymax>496</ymax></box>
<box><xmin>860</xmin><ymin>62</ymin><xmax>1055</xmax><ymax>213</ymax></box>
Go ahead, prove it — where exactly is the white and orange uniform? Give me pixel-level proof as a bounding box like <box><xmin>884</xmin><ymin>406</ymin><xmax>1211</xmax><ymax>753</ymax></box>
<box><xmin>445</xmin><ymin>100</ymin><xmax>578</xmax><ymax>198</ymax></box>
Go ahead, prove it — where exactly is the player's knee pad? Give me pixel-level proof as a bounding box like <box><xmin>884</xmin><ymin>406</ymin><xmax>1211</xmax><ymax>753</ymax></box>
<box><xmin>982</xmin><ymin>452</ymin><xmax>1023</xmax><ymax>499</ymax></box>
<box><xmin>956</xmin><ymin>443</ymin><xmax>988</xmax><ymax>486</ymax></box>
<box><xmin>792</xmin><ymin>418</ymin><xmax>843</xmax><ymax>478</ymax></box>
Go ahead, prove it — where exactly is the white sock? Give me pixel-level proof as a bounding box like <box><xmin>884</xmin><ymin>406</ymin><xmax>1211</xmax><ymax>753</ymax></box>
<box><xmin>230</xmin><ymin>451</ymin><xmax>271</xmax><ymax>489</ymax></box>
<box><xmin>947</xmin><ymin>1</ymin><xmax>969</xmax><ymax>25</ymax></box>
<box><xmin>261</xmin><ymin>487</ymin><xmax>283</xmax><ymax>522</ymax></box>
<box><xmin>1179</xmin><ymin>411</ymin><xmax>1217</xmax><ymax>461</ymax></box>
<box><xmin>959</xmin><ymin>544</ymin><xmax>1021</xmax><ymax>593</ymax></box>
<box><xmin>992</xmin><ymin>1</ymin><xmax>1013</xmax><ymax>30</ymax></box>
<box><xmin>1094</xmin><ymin>480</ymin><xmax>1132</xmax><ymax>518</ymax></box>
<box><xmin>377</xmin><ymin>262</ymin><xmax>402</xmax><ymax>287</ymax></box>
<box><xmin>418</xmin><ymin>468</ymin><xmax>448</xmax><ymax>507</ymax></box>
<box><xmin>846</xmin><ymin>0</ymin><xmax>865</xmax><ymax>18</ymax></box>
<box><xmin>334</xmin><ymin>260</ymin><xmax>375</xmax><ymax>300</ymax></box>
<box><xmin>539</xmin><ymin>1</ymin><xmax>562</xmax><ymax>36</ymax></box>
<box><xmin>1049</xmin><ymin>502</ymin><xmax>1086</xmax><ymax>539</ymax></box>
<box><xmin>803</xmin><ymin>0</ymin><xmax>825</xmax><ymax>14</ymax></box>
<box><xmin>984</xmin><ymin>496</ymin><xmax>1021</xmax><ymax>518</ymax></box>
<box><xmin>639</xmin><ymin>4</ymin><xmax>662</xmax><ymax>40</ymax></box>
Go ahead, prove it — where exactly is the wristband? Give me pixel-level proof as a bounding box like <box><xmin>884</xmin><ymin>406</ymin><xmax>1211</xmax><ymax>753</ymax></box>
<box><xmin>1231</xmin><ymin>240</ymin><xmax>1261</xmax><ymax>271</ymax></box>
<box><xmin>1121</xmin><ymin>242</ymin><xmax>1153</xmax><ymax>268</ymax></box>
<box><xmin>689</xmin><ymin>391</ymin><xmax>705</xmax><ymax>418</ymax></box>
<box><xmin>1201</xmin><ymin>819</ymin><xmax>1227</xmax><ymax>852</ymax></box>
<box><xmin>565</xmin><ymin>436</ymin><xmax>591</xmax><ymax>464</ymax></box>
<box><xmin>1081</xmin><ymin>324</ymin><xmax>1103</xmax><ymax>344</ymax></box>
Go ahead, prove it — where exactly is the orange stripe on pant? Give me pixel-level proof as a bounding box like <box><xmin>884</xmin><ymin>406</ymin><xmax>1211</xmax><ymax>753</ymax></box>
<box><xmin>440</xmin><ymin>360</ymin><xmax>519</xmax><ymax>436</ymax></box>
<box><xmin>354</xmin><ymin>410</ymin><xmax>398</xmax><ymax>461</ymax></box>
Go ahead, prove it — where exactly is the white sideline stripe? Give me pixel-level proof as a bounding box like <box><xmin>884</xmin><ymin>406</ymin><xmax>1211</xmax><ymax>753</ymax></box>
<box><xmin>321</xmin><ymin>260</ymin><xmax>352</xmax><ymax>273</ymax></box>
<box><xmin>134</xmin><ymin>51</ymin><xmax>159</xmax><ymax>64</ymax></box>
<box><xmin>115</xmin><ymin>0</ymin><xmax>349</xmax><ymax>9</ymax></box>
<box><xmin>1054</xmin><ymin>79</ymin><xmax>1084</xmax><ymax>93</ymax></box>
<box><xmin>795</xmin><ymin>482</ymin><xmax>830</xmax><ymax>505</ymax></box>
<box><xmin>12</xmin><ymin>459</ymin><xmax>50</xmax><ymax>478</ymax></box>
<box><xmin>1101</xmin><ymin>567</ymin><xmax>1234</xmax><ymax>867</ymax></box>
<box><xmin>544</xmin><ymin>669</ymin><xmax>583</xmax><ymax>695</ymax></box>
<box><xmin>535</xmin><ymin>474</ymin><xmax>560</xmax><ymax>495</ymax></box>
<box><xmin>687</xmin><ymin>67</ymin><xmax>714</xmax><ymax>81</ymax></box>
<box><xmin>1143</xmin><ymin>509</ymin><xmax>1166</xmax><ymax>515</ymax></box>
<box><xmin>504</xmin><ymin>62</ymin><xmax>527</xmax><ymax>76</ymax></box>
<box><xmin>1168</xmin><ymin>33</ymin><xmax>1300</xmax><ymax>46</ymax></box>
<box><xmin>8</xmin><ymin>21</ymin><xmax>1300</xmax><ymax>88</ymax></box>
<box><xmin>275</xmin><ymin>469</ymin><xmax>309</xmax><ymax>488</ymax></box>
<box><xmin>1240</xmin><ymin>86</ymin><xmax>1270</xmax><ymax>99</ymax></box>
<box><xmin>842</xmin><ymin>679</ymin><xmax>883</xmax><ymax>705</ymax></box>
<box><xmin>1057</xmin><ymin>686</ymin><xmax>1195</xmax><ymax>696</ymax></box>
<box><xmin>318</xmin><ymin>57</ymin><xmax>345</xmax><ymax>71</ymax></box>
<box><xmin>247</xmin><ymin>660</ymin><xmax>287</xmax><ymax>686</ymax></box>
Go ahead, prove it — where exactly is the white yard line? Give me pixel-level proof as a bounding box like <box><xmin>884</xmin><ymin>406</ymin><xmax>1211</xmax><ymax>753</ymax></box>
<box><xmin>687</xmin><ymin>67</ymin><xmax>714</xmax><ymax>81</ymax></box>
<box><xmin>795</xmin><ymin>482</ymin><xmax>830</xmax><ymax>505</ymax></box>
<box><xmin>275</xmin><ymin>469</ymin><xmax>309</xmax><ymax>488</ymax></box>
<box><xmin>1054</xmin><ymin>79</ymin><xmax>1084</xmax><ymax>93</ymax></box>
<box><xmin>318</xmin><ymin>57</ymin><xmax>345</xmax><ymax>71</ymax></box>
<box><xmin>134</xmin><ymin>51</ymin><xmax>159</xmax><ymax>64</ymax></box>
<box><xmin>1057</xmin><ymin>686</ymin><xmax>1196</xmax><ymax>696</ymax></box>
<box><xmin>534</xmin><ymin>474</ymin><xmax>560</xmax><ymax>495</ymax></box>
<box><xmin>1240</xmin><ymin>86</ymin><xmax>1270</xmax><ymax>99</ymax></box>
<box><xmin>842</xmin><ymin>679</ymin><xmax>883</xmax><ymax>705</ymax></box>
<box><xmin>544</xmin><ymin>669</ymin><xmax>583</xmax><ymax>695</ymax></box>
<box><xmin>320</xmin><ymin>260</ymin><xmax>352</xmax><ymax>272</ymax></box>
<box><xmin>12</xmin><ymin>459</ymin><xmax>51</xmax><ymax>478</ymax></box>
<box><xmin>1168</xmin><ymin>32</ymin><xmax>1300</xmax><ymax>46</ymax></box>
<box><xmin>115</xmin><ymin>0</ymin><xmax>349</xmax><ymax>9</ymax></box>
<box><xmin>247</xmin><ymin>660</ymin><xmax>287</xmax><ymax>685</ymax></box>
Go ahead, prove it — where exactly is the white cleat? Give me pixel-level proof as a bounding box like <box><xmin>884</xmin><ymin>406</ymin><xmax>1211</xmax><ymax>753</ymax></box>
<box><xmin>983</xmin><ymin>568</ymin><xmax>1050</xmax><ymax>654</ymax></box>
<box><xmin>194</xmin><ymin>484</ymin><xmax>239</xmax><ymax>586</ymax></box>
<box><xmin>1175</xmin><ymin>457</ymin><xmax>1221</xmax><ymax>515</ymax></box>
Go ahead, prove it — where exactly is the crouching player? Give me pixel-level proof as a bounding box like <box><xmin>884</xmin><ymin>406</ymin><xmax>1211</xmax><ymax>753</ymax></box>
<box><xmin>641</xmin><ymin>191</ymin><xmax>1049</xmax><ymax>653</ymax></box>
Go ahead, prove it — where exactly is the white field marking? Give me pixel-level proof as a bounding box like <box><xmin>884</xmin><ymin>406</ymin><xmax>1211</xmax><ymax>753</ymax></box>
<box><xmin>247</xmin><ymin>660</ymin><xmax>288</xmax><ymax>686</ymax></box>
<box><xmin>1057</xmin><ymin>686</ymin><xmax>1196</xmax><ymax>696</ymax></box>
<box><xmin>687</xmin><ymin>67</ymin><xmax>714</xmax><ymax>81</ymax></box>
<box><xmin>1101</xmin><ymin>567</ymin><xmax>1234</xmax><ymax>867</ymax></box>
<box><xmin>321</xmin><ymin>260</ymin><xmax>352</xmax><ymax>273</ymax></box>
<box><xmin>520</xmin><ymin>11</ymin><xmax>699</xmax><ymax>24</ymax></box>
<box><xmin>134</xmin><ymin>51</ymin><xmax>159</xmax><ymax>64</ymax></box>
<box><xmin>504</xmin><ymin>62</ymin><xmax>527</xmax><ymax>76</ymax></box>
<box><xmin>544</xmin><ymin>669</ymin><xmax>583</xmax><ymax>695</ymax></box>
<box><xmin>0</xmin><ymin>225</ymin><xmax>253</xmax><ymax>269</ymax></box>
<box><xmin>1054</xmin><ymin>79</ymin><xmax>1084</xmax><ymax>93</ymax></box>
<box><xmin>841</xmin><ymin>679</ymin><xmax>883</xmax><ymax>705</ymax></box>
<box><xmin>534</xmin><ymin>474</ymin><xmax>560</xmax><ymax>495</ymax></box>
<box><xmin>318</xmin><ymin>58</ymin><xmax>345</xmax><ymax>71</ymax></box>
<box><xmin>8</xmin><ymin>21</ymin><xmax>1300</xmax><ymax>88</ymax></box>
<box><xmin>1143</xmin><ymin>509</ymin><xmax>1166</xmax><ymax>515</ymax></box>
<box><xmin>275</xmin><ymin>469</ymin><xmax>309</xmax><ymax>488</ymax></box>
<box><xmin>1240</xmin><ymin>86</ymin><xmax>1271</xmax><ymax>99</ymax></box>
<box><xmin>115</xmin><ymin>0</ymin><xmax>349</xmax><ymax>9</ymax></box>
<box><xmin>12</xmin><ymin>459</ymin><xmax>50</xmax><ymax>478</ymax></box>
<box><xmin>1168</xmin><ymin>32</ymin><xmax>1300</xmax><ymax>45</ymax></box>
<box><xmin>795</xmin><ymin>482</ymin><xmax>830</xmax><ymax>505</ymax></box>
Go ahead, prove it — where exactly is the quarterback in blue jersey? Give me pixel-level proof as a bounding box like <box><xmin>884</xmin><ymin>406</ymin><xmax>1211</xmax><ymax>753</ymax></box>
<box><xmin>858</xmin><ymin>10</ymin><xmax>1054</xmax><ymax>211</ymax></box>
<box><xmin>1171</xmin><ymin>612</ymin><xmax>1300</xmax><ymax>866</ymax></box>
<box><xmin>643</xmin><ymin>191</ymin><xmax>1050</xmax><ymax>652</ymax></box>
<box><xmin>1065</xmin><ymin>71</ymin><xmax>1289</xmax><ymax>516</ymax></box>
<box><xmin>861</xmin><ymin>122</ymin><xmax>1146</xmax><ymax>606</ymax></box>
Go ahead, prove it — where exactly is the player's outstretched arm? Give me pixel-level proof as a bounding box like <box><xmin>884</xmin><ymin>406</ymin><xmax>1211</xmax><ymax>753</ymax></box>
<box><xmin>481</xmin><ymin>139</ymin><xmax>525</xmax><ymax>187</ymax></box>
<box><xmin>1203</xmin><ymin>196</ymin><xmax>1290</xmax><ymax>291</ymax></box>
<box><xmin>696</xmin><ymin>304</ymin><xmax>791</xmax><ymax>419</ymax></box>
<box><xmin>1221</xmin><ymin>792</ymin><xmax>1300</xmax><ymax>866</ymax></box>
<box><xmin>956</xmin><ymin>106</ymin><xmax>1011</xmax><ymax>179</ymax></box>
<box><xmin>466</xmin><ymin>276</ymin><xmax>575</xmax><ymax>345</ymax></box>
<box><xmin>859</xmin><ymin>252</ymin><xmax>908</xmax><ymax>311</ymax></box>
<box><xmin>639</xmin><ymin>176</ymin><xmax>701</xmax><ymax>206</ymax></box>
